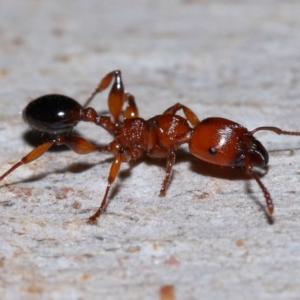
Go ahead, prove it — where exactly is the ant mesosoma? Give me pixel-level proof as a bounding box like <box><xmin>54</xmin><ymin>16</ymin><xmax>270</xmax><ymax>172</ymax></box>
<box><xmin>1</xmin><ymin>70</ymin><xmax>300</xmax><ymax>224</ymax></box>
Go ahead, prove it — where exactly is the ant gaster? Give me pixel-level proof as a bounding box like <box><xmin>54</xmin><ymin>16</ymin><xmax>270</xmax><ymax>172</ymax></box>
<box><xmin>1</xmin><ymin>70</ymin><xmax>300</xmax><ymax>224</ymax></box>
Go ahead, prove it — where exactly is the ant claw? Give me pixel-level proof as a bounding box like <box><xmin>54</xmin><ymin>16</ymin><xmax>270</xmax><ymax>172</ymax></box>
<box><xmin>87</xmin><ymin>217</ymin><xmax>98</xmax><ymax>225</ymax></box>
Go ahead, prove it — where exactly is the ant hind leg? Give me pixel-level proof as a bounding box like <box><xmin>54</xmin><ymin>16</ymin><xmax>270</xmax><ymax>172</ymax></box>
<box><xmin>83</xmin><ymin>70</ymin><xmax>128</xmax><ymax>124</ymax></box>
<box><xmin>0</xmin><ymin>141</ymin><xmax>54</xmax><ymax>181</ymax></box>
<box><xmin>0</xmin><ymin>136</ymin><xmax>111</xmax><ymax>182</ymax></box>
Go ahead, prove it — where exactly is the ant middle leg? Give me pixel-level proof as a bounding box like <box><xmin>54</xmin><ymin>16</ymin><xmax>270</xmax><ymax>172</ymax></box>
<box><xmin>163</xmin><ymin>103</ymin><xmax>199</xmax><ymax>126</ymax></box>
<box><xmin>123</xmin><ymin>93</ymin><xmax>139</xmax><ymax>119</ymax></box>
<box><xmin>87</xmin><ymin>151</ymin><xmax>123</xmax><ymax>224</ymax></box>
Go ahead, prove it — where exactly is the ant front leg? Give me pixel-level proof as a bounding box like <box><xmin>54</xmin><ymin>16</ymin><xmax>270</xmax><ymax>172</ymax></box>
<box><xmin>163</xmin><ymin>103</ymin><xmax>200</xmax><ymax>126</ymax></box>
<box><xmin>83</xmin><ymin>70</ymin><xmax>131</xmax><ymax>123</ymax></box>
<box><xmin>159</xmin><ymin>150</ymin><xmax>176</xmax><ymax>196</ymax></box>
<box><xmin>146</xmin><ymin>119</ymin><xmax>177</xmax><ymax>196</ymax></box>
<box><xmin>244</xmin><ymin>156</ymin><xmax>274</xmax><ymax>216</ymax></box>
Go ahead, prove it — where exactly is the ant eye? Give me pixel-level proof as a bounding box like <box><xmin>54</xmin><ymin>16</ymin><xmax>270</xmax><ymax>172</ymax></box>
<box><xmin>209</xmin><ymin>147</ymin><xmax>217</xmax><ymax>155</ymax></box>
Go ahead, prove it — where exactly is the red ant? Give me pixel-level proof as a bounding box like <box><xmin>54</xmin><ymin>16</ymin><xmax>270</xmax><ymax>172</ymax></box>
<box><xmin>1</xmin><ymin>70</ymin><xmax>300</xmax><ymax>224</ymax></box>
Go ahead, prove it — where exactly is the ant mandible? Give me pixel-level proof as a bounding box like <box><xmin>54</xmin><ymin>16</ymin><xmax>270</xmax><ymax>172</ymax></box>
<box><xmin>1</xmin><ymin>70</ymin><xmax>300</xmax><ymax>224</ymax></box>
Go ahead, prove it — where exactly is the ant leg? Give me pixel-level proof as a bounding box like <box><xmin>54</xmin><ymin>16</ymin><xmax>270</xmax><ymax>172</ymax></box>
<box><xmin>163</xmin><ymin>103</ymin><xmax>199</xmax><ymax>126</ymax></box>
<box><xmin>83</xmin><ymin>70</ymin><xmax>125</xmax><ymax>124</ymax></box>
<box><xmin>147</xmin><ymin>145</ymin><xmax>176</xmax><ymax>196</ymax></box>
<box><xmin>244</xmin><ymin>157</ymin><xmax>274</xmax><ymax>215</ymax></box>
<box><xmin>81</xmin><ymin>93</ymin><xmax>138</xmax><ymax>133</ymax></box>
<box><xmin>159</xmin><ymin>150</ymin><xmax>176</xmax><ymax>196</ymax></box>
<box><xmin>0</xmin><ymin>136</ymin><xmax>112</xmax><ymax>181</ymax></box>
<box><xmin>146</xmin><ymin>119</ymin><xmax>178</xmax><ymax>196</ymax></box>
<box><xmin>123</xmin><ymin>93</ymin><xmax>139</xmax><ymax>119</ymax></box>
<box><xmin>83</xmin><ymin>70</ymin><xmax>123</xmax><ymax>108</ymax></box>
<box><xmin>0</xmin><ymin>141</ymin><xmax>54</xmax><ymax>181</ymax></box>
<box><xmin>87</xmin><ymin>152</ymin><xmax>123</xmax><ymax>225</ymax></box>
<box><xmin>56</xmin><ymin>136</ymin><xmax>110</xmax><ymax>154</ymax></box>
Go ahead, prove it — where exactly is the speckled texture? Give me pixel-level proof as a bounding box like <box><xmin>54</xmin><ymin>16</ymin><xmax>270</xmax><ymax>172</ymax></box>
<box><xmin>1</xmin><ymin>1</ymin><xmax>300</xmax><ymax>299</ymax></box>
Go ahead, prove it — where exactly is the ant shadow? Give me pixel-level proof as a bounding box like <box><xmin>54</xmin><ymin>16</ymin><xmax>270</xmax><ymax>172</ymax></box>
<box><xmin>140</xmin><ymin>148</ymin><xmax>272</xmax><ymax>223</ymax></box>
<box><xmin>6</xmin><ymin>130</ymin><xmax>273</xmax><ymax>223</ymax></box>
<box><xmin>24</xmin><ymin>130</ymin><xmax>72</xmax><ymax>152</ymax></box>
<box><xmin>140</xmin><ymin>147</ymin><xmax>268</xmax><ymax>181</ymax></box>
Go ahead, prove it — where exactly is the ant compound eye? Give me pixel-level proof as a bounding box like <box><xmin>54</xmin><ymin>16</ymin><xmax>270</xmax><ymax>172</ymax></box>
<box><xmin>209</xmin><ymin>147</ymin><xmax>217</xmax><ymax>155</ymax></box>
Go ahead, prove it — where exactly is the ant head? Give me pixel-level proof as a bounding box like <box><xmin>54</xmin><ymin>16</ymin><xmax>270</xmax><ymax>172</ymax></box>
<box><xmin>188</xmin><ymin>117</ymin><xmax>268</xmax><ymax>167</ymax></box>
<box><xmin>23</xmin><ymin>94</ymin><xmax>83</xmax><ymax>134</ymax></box>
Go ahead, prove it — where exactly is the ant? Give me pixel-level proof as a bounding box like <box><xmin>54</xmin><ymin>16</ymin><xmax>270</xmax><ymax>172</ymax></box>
<box><xmin>1</xmin><ymin>70</ymin><xmax>300</xmax><ymax>224</ymax></box>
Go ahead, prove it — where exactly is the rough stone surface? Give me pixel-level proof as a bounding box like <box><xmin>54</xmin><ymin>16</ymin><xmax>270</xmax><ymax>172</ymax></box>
<box><xmin>0</xmin><ymin>1</ymin><xmax>300</xmax><ymax>299</ymax></box>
